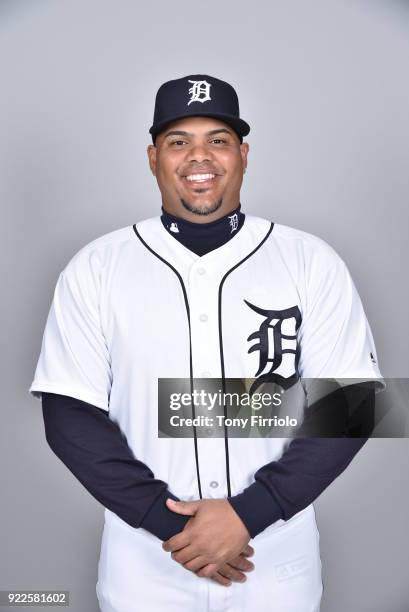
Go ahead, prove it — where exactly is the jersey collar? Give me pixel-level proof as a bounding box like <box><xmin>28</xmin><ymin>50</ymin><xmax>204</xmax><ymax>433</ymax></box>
<box><xmin>133</xmin><ymin>214</ymin><xmax>273</xmax><ymax>276</ymax></box>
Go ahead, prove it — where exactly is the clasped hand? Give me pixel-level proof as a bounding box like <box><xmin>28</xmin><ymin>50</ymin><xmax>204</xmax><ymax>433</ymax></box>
<box><xmin>162</xmin><ymin>498</ymin><xmax>254</xmax><ymax>586</ymax></box>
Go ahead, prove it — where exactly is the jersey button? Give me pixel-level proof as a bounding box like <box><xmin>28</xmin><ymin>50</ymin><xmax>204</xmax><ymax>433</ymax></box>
<box><xmin>199</xmin><ymin>313</ymin><xmax>208</xmax><ymax>322</ymax></box>
<box><xmin>206</xmin><ymin>428</ymin><xmax>214</xmax><ymax>436</ymax></box>
<box><xmin>210</xmin><ymin>481</ymin><xmax>219</xmax><ymax>488</ymax></box>
<box><xmin>197</xmin><ymin>267</ymin><xmax>206</xmax><ymax>275</ymax></box>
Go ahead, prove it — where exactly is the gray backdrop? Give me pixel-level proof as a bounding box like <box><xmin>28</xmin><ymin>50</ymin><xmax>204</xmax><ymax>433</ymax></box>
<box><xmin>1</xmin><ymin>1</ymin><xmax>408</xmax><ymax>611</ymax></box>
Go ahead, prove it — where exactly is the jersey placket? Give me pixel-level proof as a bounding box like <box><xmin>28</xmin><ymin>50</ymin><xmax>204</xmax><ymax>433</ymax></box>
<box><xmin>187</xmin><ymin>258</ymin><xmax>229</xmax><ymax>500</ymax></box>
<box><xmin>188</xmin><ymin>256</ymin><xmax>235</xmax><ymax>612</ymax></box>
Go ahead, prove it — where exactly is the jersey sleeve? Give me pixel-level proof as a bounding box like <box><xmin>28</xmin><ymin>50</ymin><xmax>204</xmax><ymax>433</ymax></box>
<box><xmin>29</xmin><ymin>249</ymin><xmax>112</xmax><ymax>411</ymax></box>
<box><xmin>296</xmin><ymin>238</ymin><xmax>385</xmax><ymax>398</ymax></box>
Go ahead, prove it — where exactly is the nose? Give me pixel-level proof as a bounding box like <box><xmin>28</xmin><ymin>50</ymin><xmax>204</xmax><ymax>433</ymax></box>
<box><xmin>186</xmin><ymin>142</ymin><xmax>213</xmax><ymax>163</ymax></box>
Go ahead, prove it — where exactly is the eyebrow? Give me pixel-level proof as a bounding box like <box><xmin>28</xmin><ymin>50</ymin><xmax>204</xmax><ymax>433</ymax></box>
<box><xmin>163</xmin><ymin>128</ymin><xmax>233</xmax><ymax>139</ymax></box>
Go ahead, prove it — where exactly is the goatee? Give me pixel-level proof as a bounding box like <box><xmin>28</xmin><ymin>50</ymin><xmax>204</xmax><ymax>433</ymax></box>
<box><xmin>180</xmin><ymin>198</ymin><xmax>223</xmax><ymax>216</ymax></box>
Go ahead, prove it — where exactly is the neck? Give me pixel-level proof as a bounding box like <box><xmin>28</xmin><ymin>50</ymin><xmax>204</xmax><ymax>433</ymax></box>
<box><xmin>160</xmin><ymin>204</ymin><xmax>245</xmax><ymax>256</ymax></box>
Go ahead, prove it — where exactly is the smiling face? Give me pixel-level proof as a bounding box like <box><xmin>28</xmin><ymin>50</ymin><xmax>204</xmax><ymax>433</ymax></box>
<box><xmin>147</xmin><ymin>116</ymin><xmax>249</xmax><ymax>222</ymax></box>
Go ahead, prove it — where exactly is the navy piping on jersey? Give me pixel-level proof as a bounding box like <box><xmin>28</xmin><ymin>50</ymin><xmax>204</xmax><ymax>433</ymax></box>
<box><xmin>133</xmin><ymin>220</ymin><xmax>274</xmax><ymax>501</ymax></box>
<box><xmin>217</xmin><ymin>222</ymin><xmax>274</xmax><ymax>497</ymax></box>
<box><xmin>132</xmin><ymin>225</ymin><xmax>203</xmax><ymax>499</ymax></box>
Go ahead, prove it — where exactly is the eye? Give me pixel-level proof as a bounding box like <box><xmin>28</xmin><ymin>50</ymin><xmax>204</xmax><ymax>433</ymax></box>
<box><xmin>211</xmin><ymin>138</ymin><xmax>227</xmax><ymax>144</ymax></box>
<box><xmin>170</xmin><ymin>140</ymin><xmax>187</xmax><ymax>146</ymax></box>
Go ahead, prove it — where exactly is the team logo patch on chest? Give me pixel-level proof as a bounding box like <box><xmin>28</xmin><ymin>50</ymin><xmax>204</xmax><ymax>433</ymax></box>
<box><xmin>245</xmin><ymin>300</ymin><xmax>302</xmax><ymax>394</ymax></box>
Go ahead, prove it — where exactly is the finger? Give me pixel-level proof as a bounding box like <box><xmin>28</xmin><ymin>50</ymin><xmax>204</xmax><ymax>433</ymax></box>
<box><xmin>218</xmin><ymin>563</ymin><xmax>246</xmax><ymax>583</ymax></box>
<box><xmin>183</xmin><ymin>556</ymin><xmax>209</xmax><ymax>573</ymax></box>
<box><xmin>166</xmin><ymin>499</ymin><xmax>200</xmax><ymax>516</ymax></box>
<box><xmin>228</xmin><ymin>556</ymin><xmax>254</xmax><ymax>572</ymax></box>
<box><xmin>171</xmin><ymin>545</ymin><xmax>198</xmax><ymax>566</ymax></box>
<box><xmin>210</xmin><ymin>572</ymin><xmax>232</xmax><ymax>587</ymax></box>
<box><xmin>196</xmin><ymin>563</ymin><xmax>219</xmax><ymax>578</ymax></box>
<box><xmin>242</xmin><ymin>544</ymin><xmax>255</xmax><ymax>557</ymax></box>
<box><xmin>162</xmin><ymin>531</ymin><xmax>191</xmax><ymax>552</ymax></box>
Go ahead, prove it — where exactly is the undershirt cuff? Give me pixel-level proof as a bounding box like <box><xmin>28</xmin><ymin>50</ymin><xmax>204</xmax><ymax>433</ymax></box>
<box><xmin>140</xmin><ymin>489</ymin><xmax>190</xmax><ymax>541</ymax></box>
<box><xmin>228</xmin><ymin>481</ymin><xmax>283</xmax><ymax>539</ymax></box>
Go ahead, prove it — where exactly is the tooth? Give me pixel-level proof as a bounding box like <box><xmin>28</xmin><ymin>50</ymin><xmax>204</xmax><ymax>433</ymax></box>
<box><xmin>186</xmin><ymin>173</ymin><xmax>215</xmax><ymax>181</ymax></box>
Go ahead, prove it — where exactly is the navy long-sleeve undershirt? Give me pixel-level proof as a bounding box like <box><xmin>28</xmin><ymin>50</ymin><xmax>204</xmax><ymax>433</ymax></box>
<box><xmin>41</xmin><ymin>392</ymin><xmax>190</xmax><ymax>540</ymax></box>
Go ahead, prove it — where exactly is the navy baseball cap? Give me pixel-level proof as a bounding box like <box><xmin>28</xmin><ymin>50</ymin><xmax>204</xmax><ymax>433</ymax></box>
<box><xmin>149</xmin><ymin>74</ymin><xmax>250</xmax><ymax>144</ymax></box>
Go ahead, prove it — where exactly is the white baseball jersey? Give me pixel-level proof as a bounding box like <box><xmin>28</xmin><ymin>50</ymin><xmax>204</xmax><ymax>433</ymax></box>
<box><xmin>29</xmin><ymin>214</ymin><xmax>384</xmax><ymax>612</ymax></box>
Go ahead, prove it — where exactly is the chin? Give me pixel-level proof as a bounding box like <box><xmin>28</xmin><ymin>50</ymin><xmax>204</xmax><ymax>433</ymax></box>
<box><xmin>180</xmin><ymin>198</ymin><xmax>223</xmax><ymax>216</ymax></box>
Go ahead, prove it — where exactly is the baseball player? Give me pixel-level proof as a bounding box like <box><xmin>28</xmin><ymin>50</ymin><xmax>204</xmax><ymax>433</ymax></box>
<box><xmin>29</xmin><ymin>74</ymin><xmax>384</xmax><ymax>612</ymax></box>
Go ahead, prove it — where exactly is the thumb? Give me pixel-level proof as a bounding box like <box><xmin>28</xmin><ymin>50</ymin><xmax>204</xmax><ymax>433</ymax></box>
<box><xmin>166</xmin><ymin>498</ymin><xmax>200</xmax><ymax>516</ymax></box>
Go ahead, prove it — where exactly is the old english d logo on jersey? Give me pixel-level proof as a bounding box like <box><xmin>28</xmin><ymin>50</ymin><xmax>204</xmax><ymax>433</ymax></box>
<box><xmin>187</xmin><ymin>80</ymin><xmax>212</xmax><ymax>105</ymax></box>
<box><xmin>245</xmin><ymin>300</ymin><xmax>302</xmax><ymax>394</ymax></box>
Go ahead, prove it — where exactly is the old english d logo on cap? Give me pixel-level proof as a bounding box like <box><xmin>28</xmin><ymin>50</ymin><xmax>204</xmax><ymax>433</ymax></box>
<box><xmin>187</xmin><ymin>80</ymin><xmax>212</xmax><ymax>105</ymax></box>
<box><xmin>149</xmin><ymin>74</ymin><xmax>250</xmax><ymax>143</ymax></box>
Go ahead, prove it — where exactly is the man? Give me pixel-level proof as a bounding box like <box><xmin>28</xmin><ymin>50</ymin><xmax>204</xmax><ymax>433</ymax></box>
<box><xmin>29</xmin><ymin>74</ymin><xmax>383</xmax><ymax>611</ymax></box>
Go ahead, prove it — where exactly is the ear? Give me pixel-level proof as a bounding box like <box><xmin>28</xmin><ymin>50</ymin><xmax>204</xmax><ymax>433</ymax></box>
<box><xmin>147</xmin><ymin>144</ymin><xmax>157</xmax><ymax>176</ymax></box>
<box><xmin>240</xmin><ymin>141</ymin><xmax>249</xmax><ymax>173</ymax></box>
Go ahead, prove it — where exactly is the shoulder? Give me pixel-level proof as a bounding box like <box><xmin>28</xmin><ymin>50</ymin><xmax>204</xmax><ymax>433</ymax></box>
<box><xmin>246</xmin><ymin>216</ymin><xmax>351</xmax><ymax>297</ymax></box>
<box><xmin>247</xmin><ymin>215</ymin><xmax>347</xmax><ymax>269</ymax></box>
<box><xmin>60</xmin><ymin>219</ymin><xmax>160</xmax><ymax>276</ymax></box>
<box><xmin>272</xmin><ymin>221</ymin><xmax>344</xmax><ymax>262</ymax></box>
<box><xmin>57</xmin><ymin>220</ymin><xmax>156</xmax><ymax>288</ymax></box>
<box><xmin>68</xmin><ymin>225</ymin><xmax>135</xmax><ymax>261</ymax></box>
